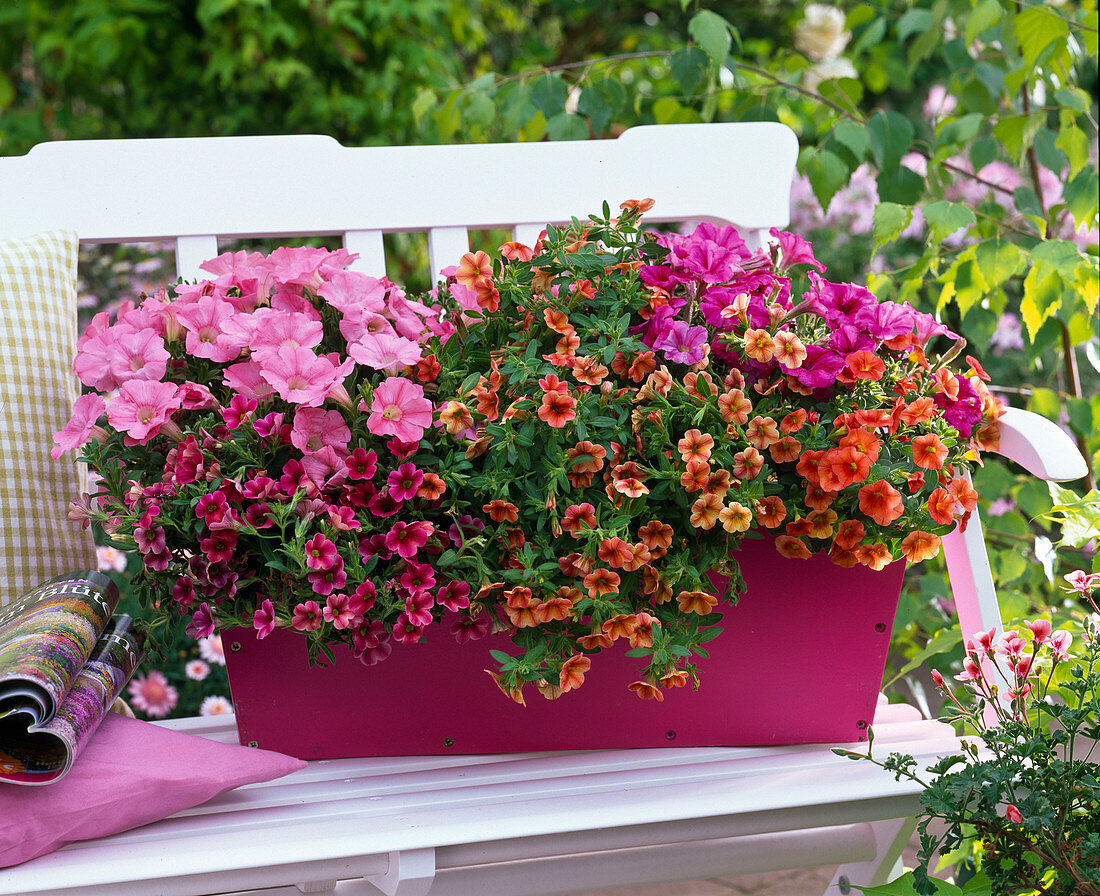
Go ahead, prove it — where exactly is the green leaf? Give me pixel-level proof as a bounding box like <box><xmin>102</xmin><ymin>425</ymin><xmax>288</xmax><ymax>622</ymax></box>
<box><xmin>1013</xmin><ymin>6</ymin><xmax>1070</xmax><ymax>68</ymax></box>
<box><xmin>876</xmin><ymin>166</ymin><xmax>924</xmax><ymax>205</ymax></box>
<box><xmin>858</xmin><ymin>871</ymin><xmax>963</xmax><ymax>895</ymax></box>
<box><xmin>974</xmin><ymin>239</ymin><xmax>1024</xmax><ymax>287</ymax></box>
<box><xmin>1064</xmin><ymin>169</ymin><xmax>1099</xmax><ymax>230</ymax></box>
<box><xmin>669</xmin><ymin>46</ymin><xmax>709</xmax><ymax>96</ymax></box>
<box><xmin>1044</xmin><ymin>484</ymin><xmax>1100</xmax><ymax>549</ymax></box>
<box><xmin>688</xmin><ymin>10</ymin><xmax>733</xmax><ymax>65</ymax></box>
<box><xmin>1055</xmin><ymin>116</ymin><xmax>1091</xmax><ymax>178</ymax></box>
<box><xmin>1021</xmin><ymin>267</ymin><xmax>1064</xmax><ymax>339</ymax></box>
<box><xmin>1054</xmin><ymin>87</ymin><xmax>1092</xmax><ymax>114</ymax></box>
<box><xmin>936</xmin><ymin>113</ymin><xmax>985</xmax><ymax>149</ymax></box>
<box><xmin>872</xmin><ymin>202</ymin><xmax>913</xmax><ymax>252</ymax></box>
<box><xmin>410</xmin><ymin>88</ymin><xmax>436</xmax><ymax>125</ymax></box>
<box><xmin>923</xmin><ymin>201</ymin><xmax>976</xmax><ymax>245</ymax></box>
<box><xmin>651</xmin><ymin>97</ymin><xmax>700</xmax><ymax>125</ymax></box>
<box><xmin>896</xmin><ymin>8</ymin><xmax>933</xmax><ymax>42</ymax></box>
<box><xmin>994</xmin><ymin>114</ymin><xmax>1045</xmax><ymax>165</ymax></box>
<box><xmin>867</xmin><ymin>110</ymin><xmax>914</xmax><ymax>171</ymax></box>
<box><xmin>818</xmin><ymin>78</ymin><xmax>864</xmax><ymax>113</ymax></box>
<box><xmin>883</xmin><ymin>626</ymin><xmax>963</xmax><ymax>688</ymax></box>
<box><xmin>969</xmin><ymin>136</ymin><xmax>998</xmax><ymax>171</ymax></box>
<box><xmin>463</xmin><ymin>92</ymin><xmax>496</xmax><ymax>130</ymax></box>
<box><xmin>545</xmin><ymin>111</ymin><xmax>588</xmax><ymax>141</ymax></box>
<box><xmin>577</xmin><ymin>78</ymin><xmax>627</xmax><ymax>135</ymax></box>
<box><xmin>1067</xmin><ymin>397</ymin><xmax>1093</xmax><ymax>438</ymax></box>
<box><xmin>965</xmin><ymin>0</ymin><xmax>1003</xmax><ymax>43</ymax></box>
<box><xmin>803</xmin><ymin>148</ymin><xmax>850</xmax><ymax>211</ymax></box>
<box><xmin>830</xmin><ymin>118</ymin><xmax>870</xmax><ymax>162</ymax></box>
<box><xmin>530</xmin><ymin>73</ymin><xmax>569</xmax><ymax>118</ymax></box>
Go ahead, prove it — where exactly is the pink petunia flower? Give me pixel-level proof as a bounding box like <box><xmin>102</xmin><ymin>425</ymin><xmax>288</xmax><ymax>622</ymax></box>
<box><xmin>128</xmin><ymin>670</ymin><xmax>179</xmax><ymax>718</ymax></box>
<box><xmin>252</xmin><ymin>598</ymin><xmax>277</xmax><ymax>639</ymax></box>
<box><xmin>197</xmin><ymin>633</ymin><xmax>225</xmax><ymax>665</ymax></box>
<box><xmin>107</xmin><ymin>379</ymin><xmax>183</xmax><ymax>443</ymax></box>
<box><xmin>290</xmin><ymin>407</ymin><xmax>351</xmax><ymax>455</ymax></box>
<box><xmin>322</xmin><ymin>591</ymin><xmax>357</xmax><ymax>629</ymax></box>
<box><xmin>303</xmin><ymin>533</ymin><xmax>338</xmax><ymax>570</ymax></box>
<box><xmin>258</xmin><ymin>345</ymin><xmax>353</xmax><ymax>407</ymax></box>
<box><xmin>386</xmin><ymin>462</ymin><xmax>424</xmax><ymax>502</ymax></box>
<box><xmin>52</xmin><ymin>392</ymin><xmax>108</xmax><ymax>459</ymax></box>
<box><xmin>186</xmin><ymin>603</ymin><xmax>216</xmax><ymax>639</ymax></box>
<box><xmin>291</xmin><ymin>600</ymin><xmax>324</xmax><ymax>631</ymax></box>
<box><xmin>347</xmin><ymin>332</ymin><xmax>422</xmax><ymax>371</ymax></box>
<box><xmin>174</xmin><ymin>294</ymin><xmax>244</xmax><ymax>363</ymax></box>
<box><xmin>367</xmin><ymin>377</ymin><xmax>433</xmax><ymax>442</ymax></box>
<box><xmin>106</xmin><ymin>327</ymin><xmax>170</xmax><ymax>385</ymax></box>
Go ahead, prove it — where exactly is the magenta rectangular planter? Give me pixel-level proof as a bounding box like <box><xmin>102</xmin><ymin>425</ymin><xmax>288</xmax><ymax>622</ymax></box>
<box><xmin>223</xmin><ymin>538</ymin><xmax>906</xmax><ymax>758</ymax></box>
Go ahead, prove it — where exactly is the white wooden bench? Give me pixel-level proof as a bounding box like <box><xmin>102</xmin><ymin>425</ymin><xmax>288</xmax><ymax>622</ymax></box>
<box><xmin>0</xmin><ymin>123</ymin><xmax>1087</xmax><ymax>896</ymax></box>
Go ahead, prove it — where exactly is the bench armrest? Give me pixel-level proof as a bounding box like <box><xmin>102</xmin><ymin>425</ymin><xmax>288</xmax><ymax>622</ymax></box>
<box><xmin>993</xmin><ymin>406</ymin><xmax>1089</xmax><ymax>482</ymax></box>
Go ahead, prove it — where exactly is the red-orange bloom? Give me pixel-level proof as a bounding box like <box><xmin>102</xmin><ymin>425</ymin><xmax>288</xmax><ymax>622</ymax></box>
<box><xmin>534</xmin><ymin>596</ymin><xmax>574</xmax><ymax>623</ymax></box>
<box><xmin>785</xmin><ymin>517</ymin><xmax>815</xmax><ymax>538</ymax></box>
<box><xmin>912</xmin><ymin>433</ymin><xmax>948</xmax><ymax>470</ymax></box>
<box><xmin>659</xmin><ymin>669</ymin><xmax>690</xmax><ymax>689</ymax></box>
<box><xmin>621</xmin><ymin>542</ymin><xmax>653</xmax><ymax>572</ymax></box>
<box><xmin>855</xmin><ymin>542</ymin><xmax>893</xmax><ymax>571</ymax></box>
<box><xmin>483</xmin><ymin>499</ymin><xmax>519</xmax><ymax>523</ymax></box>
<box><xmin>795</xmin><ymin>449</ymin><xmax>827</xmax><ymax>486</ymax></box>
<box><xmin>577</xmin><ymin>631</ymin><xmax>613</xmax><ymax>650</ymax></box>
<box><xmin>833</xmin><ymin>519</ymin><xmax>866</xmax><ymax>550</ymax></box>
<box><xmin>900</xmin><ymin>531</ymin><xmax>942</xmax><ymax>563</ymax></box>
<box><xmin>678</xmin><ymin>429</ymin><xmax>715</xmax><ymax>463</ymax></box>
<box><xmin>680</xmin><ymin>459</ymin><xmax>711</xmax><ymax>492</ymax></box>
<box><xmin>857</xmin><ymin>480</ymin><xmax>905</xmax><ymax>526</ymax></box>
<box><xmin>583</xmin><ymin>567</ymin><xmax>621</xmax><ymax>598</ymax></box>
<box><xmin>676</xmin><ymin>590</ymin><xmax>718</xmax><ymax>615</ymax></box>
<box><xmin>499</xmin><ymin>241</ymin><xmax>534</xmax><ymax>262</ymax></box>
<box><xmin>845</xmin><ymin>350</ymin><xmax>886</xmax><ymax>381</ymax></box>
<box><xmin>456</xmin><ymin>250</ymin><xmax>492</xmax><ymax>287</ymax></box>
<box><xmin>627</xmin><ymin>352</ymin><xmax>657</xmax><ymax>382</ymax></box>
<box><xmin>559</xmin><ymin>655</ymin><xmax>591</xmax><ymax>692</ymax></box>
<box><xmin>628</xmin><ymin>612</ymin><xmax>659</xmax><ymax>649</ymax></box>
<box><xmin>821</xmin><ymin>445</ymin><xmax>873</xmax><ymax>491</ymax></box>
<box><xmin>754</xmin><ymin>495</ymin><xmax>787</xmax><ymax>528</ymax></box>
<box><xmin>598</xmin><ymin>537</ymin><xmax>635</xmax><ymax>568</ymax></box>
<box><xmin>417</xmin><ymin>472</ymin><xmax>447</xmax><ymax>501</ymax></box>
<box><xmin>572</xmin><ymin>355</ymin><xmax>609</xmax><ymax>386</ymax></box>
<box><xmin>775</xmin><ymin>535</ymin><xmax>812</xmax><ymax>559</ymax></box>
<box><xmin>804</xmin><ymin>482</ymin><xmax>837</xmax><ymax>512</ymax></box>
<box><xmin>780</xmin><ymin>409</ymin><xmax>808</xmax><ymax>433</ymax></box>
<box><xmin>703</xmin><ymin>468</ymin><xmax>733</xmax><ymax>500</ymax></box>
<box><xmin>538</xmin><ymin>389</ymin><xmax>577</xmax><ymax>428</ymax></box>
<box><xmin>438</xmin><ymin>400</ymin><xmax>474</xmax><ymax>435</ymax></box>
<box><xmin>602</xmin><ymin>613</ymin><xmax>638</xmax><ymax>641</ymax></box>
<box><xmin>901</xmin><ymin>396</ymin><xmax>937</xmax><ymax>426</ymax></box>
<box><xmin>561</xmin><ymin>502</ymin><xmax>598</xmax><ymax>535</ymax></box>
<box><xmin>840</xmin><ymin>427</ymin><xmax>882</xmax><ymax>464</ymax></box>
<box><xmin>948</xmin><ymin>477</ymin><xmax>979</xmax><ymax>512</ymax></box>
<box><xmin>542</xmin><ymin>309</ymin><xmax>574</xmax><ymax>337</ymax></box>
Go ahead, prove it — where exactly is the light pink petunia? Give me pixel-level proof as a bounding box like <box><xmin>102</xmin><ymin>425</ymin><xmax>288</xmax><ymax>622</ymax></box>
<box><xmin>347</xmin><ymin>331</ymin><xmax>422</xmax><ymax>371</ymax></box>
<box><xmin>291</xmin><ymin>407</ymin><xmax>351</xmax><ymax>455</ymax></box>
<box><xmin>107</xmin><ymin>379</ymin><xmax>183</xmax><ymax>443</ymax></box>
<box><xmin>258</xmin><ymin>345</ymin><xmax>353</xmax><ymax>407</ymax></box>
<box><xmin>52</xmin><ymin>392</ymin><xmax>108</xmax><ymax>459</ymax></box>
<box><xmin>223</xmin><ymin>359</ymin><xmax>276</xmax><ymax>402</ymax></box>
<box><xmin>247</xmin><ymin>308</ymin><xmax>324</xmax><ymax>355</ymax></box>
<box><xmin>317</xmin><ymin>270</ymin><xmax>390</xmax><ymax>315</ymax></box>
<box><xmin>174</xmin><ymin>294</ymin><xmax>244</xmax><ymax>363</ymax></box>
<box><xmin>73</xmin><ymin>325</ymin><xmax>121</xmax><ymax>392</ymax></box>
<box><xmin>367</xmin><ymin>377</ymin><xmax>433</xmax><ymax>442</ymax></box>
<box><xmin>339</xmin><ymin>308</ymin><xmax>397</xmax><ymax>345</ymax></box>
<box><xmin>106</xmin><ymin>327</ymin><xmax>170</xmax><ymax>385</ymax></box>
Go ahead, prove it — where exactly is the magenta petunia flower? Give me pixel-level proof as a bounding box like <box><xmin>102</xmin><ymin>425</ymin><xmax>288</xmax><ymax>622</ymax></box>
<box><xmin>653</xmin><ymin>319</ymin><xmax>708</xmax><ymax>365</ymax></box>
<box><xmin>367</xmin><ymin>377</ymin><xmax>433</xmax><ymax>442</ymax></box>
<box><xmin>185</xmin><ymin>602</ymin><xmax>216</xmax><ymax>639</ymax></box>
<box><xmin>291</xmin><ymin>600</ymin><xmax>324</xmax><ymax>631</ymax></box>
<box><xmin>252</xmin><ymin>598</ymin><xmax>277</xmax><ymax>640</ymax></box>
<box><xmin>386</xmin><ymin>462</ymin><xmax>424</xmax><ymax>502</ymax></box>
<box><xmin>384</xmin><ymin>520</ymin><xmax>434</xmax><ymax>559</ymax></box>
<box><xmin>769</xmin><ymin>228</ymin><xmax>826</xmax><ymax>272</ymax></box>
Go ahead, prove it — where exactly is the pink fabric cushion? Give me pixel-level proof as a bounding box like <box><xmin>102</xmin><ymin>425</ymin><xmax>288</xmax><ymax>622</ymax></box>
<box><xmin>0</xmin><ymin>713</ymin><xmax>306</xmax><ymax>868</ymax></box>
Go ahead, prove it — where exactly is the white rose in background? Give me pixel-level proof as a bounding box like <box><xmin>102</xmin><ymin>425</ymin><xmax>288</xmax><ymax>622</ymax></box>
<box><xmin>794</xmin><ymin>4</ymin><xmax>851</xmax><ymax>62</ymax></box>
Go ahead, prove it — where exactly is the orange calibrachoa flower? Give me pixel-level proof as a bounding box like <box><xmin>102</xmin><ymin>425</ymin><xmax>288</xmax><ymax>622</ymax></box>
<box><xmin>948</xmin><ymin>477</ymin><xmax>979</xmax><ymax>512</ymax></box>
<box><xmin>627</xmin><ymin>351</ymin><xmax>657</xmax><ymax>382</ymax></box>
<box><xmin>499</xmin><ymin>241</ymin><xmax>534</xmax><ymax>262</ymax></box>
<box><xmin>732</xmin><ymin>446</ymin><xmax>764</xmax><ymax>479</ymax></box>
<box><xmin>638</xmin><ymin>520</ymin><xmax>673</xmax><ymax>557</ymax></box>
<box><xmin>844</xmin><ymin>350</ymin><xmax>887</xmax><ymax>381</ymax></box>
<box><xmin>901</xmin><ymin>530</ymin><xmax>941</xmax><ymax>562</ymax></box>
<box><xmin>690</xmin><ymin>493</ymin><xmax>724</xmax><ymax>530</ymax></box>
<box><xmin>417</xmin><ymin>472</ymin><xmax>447</xmax><ymax>501</ymax></box>
<box><xmin>558</xmin><ymin>655</ymin><xmax>591</xmax><ymax>692</ymax></box>
<box><xmin>583</xmin><ymin>567</ymin><xmax>621</xmax><ymax>598</ymax></box>
<box><xmin>627</xmin><ymin>679</ymin><xmax>664</xmax><ymax>701</ymax></box>
<box><xmin>676</xmin><ymin>590</ymin><xmax>718</xmax><ymax>615</ymax></box>
<box><xmin>718</xmin><ymin>388</ymin><xmax>752</xmax><ymax>424</ymax></box>
<box><xmin>796</xmin><ymin>449</ymin><xmax>826</xmax><ymax>485</ymax></box>
<box><xmin>840</xmin><ymin>427</ymin><xmax>882</xmax><ymax>463</ymax></box>
<box><xmin>901</xmin><ymin>396</ymin><xmax>937</xmax><ymax>425</ymax></box>
<box><xmin>483</xmin><ymin>499</ymin><xmax>519</xmax><ymax>523</ymax></box>
<box><xmin>855</xmin><ymin>542</ymin><xmax>894</xmax><ymax>571</ymax></box>
<box><xmin>683</xmin><ymin>370</ymin><xmax>716</xmax><ymax>399</ymax></box>
<box><xmin>775</xmin><ymin>535</ymin><xmax>812</xmax><ymax>559</ymax></box>
<box><xmin>820</xmin><ymin>445</ymin><xmax>873</xmax><ymax>491</ymax></box>
<box><xmin>455</xmin><ymin>250</ymin><xmax>492</xmax><ymax>288</ymax></box>
<box><xmin>703</xmin><ymin>468</ymin><xmax>732</xmax><ymax>499</ymax></box>
<box><xmin>602</xmin><ymin>613</ymin><xmax>638</xmax><ymax>641</ymax></box>
<box><xmin>754</xmin><ymin>495</ymin><xmax>788</xmax><ymax>528</ymax></box>
<box><xmin>543</xmin><ymin>307</ymin><xmax>574</xmax><ymax>336</ymax></box>
<box><xmin>678</xmin><ymin>429</ymin><xmax>715</xmax><ymax>463</ymax></box>
<box><xmin>679</xmin><ymin>459</ymin><xmax>711</xmax><ymax>492</ymax></box>
<box><xmin>598</xmin><ymin>537</ymin><xmax>635</xmax><ymax>568</ymax></box>
<box><xmin>857</xmin><ymin>480</ymin><xmax>905</xmax><ymax>526</ymax></box>
<box><xmin>912</xmin><ymin>433</ymin><xmax>948</xmax><ymax>470</ymax></box>
<box><xmin>807</xmin><ymin>509</ymin><xmax>838</xmax><ymax>538</ymax></box>
<box><xmin>780</xmin><ymin>408</ymin><xmax>808</xmax><ymax>432</ymax></box>
<box><xmin>773</xmin><ymin>330</ymin><xmax>807</xmax><ymax>368</ymax></box>
<box><xmin>572</xmin><ymin>355</ymin><xmax>610</xmax><ymax>386</ymax></box>
<box><xmin>745</xmin><ymin>416</ymin><xmax>781</xmax><ymax>449</ymax></box>
<box><xmin>561</xmin><ymin>502</ymin><xmax>598</xmax><ymax>535</ymax></box>
<box><xmin>622</xmin><ymin>542</ymin><xmax>653</xmax><ymax>572</ymax></box>
<box><xmin>719</xmin><ymin>502</ymin><xmax>753</xmax><ymax>533</ymax></box>
<box><xmin>437</xmin><ymin>400</ymin><xmax>474</xmax><ymax>435</ymax></box>
<box><xmin>805</xmin><ymin>482</ymin><xmax>837</xmax><ymax>512</ymax></box>
<box><xmin>743</xmin><ymin>328</ymin><xmax>776</xmax><ymax>363</ymax></box>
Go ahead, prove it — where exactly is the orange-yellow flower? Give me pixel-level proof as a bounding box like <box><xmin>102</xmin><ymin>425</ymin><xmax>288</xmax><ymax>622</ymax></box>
<box><xmin>754</xmin><ymin>495</ymin><xmax>787</xmax><ymax>528</ymax></box>
<box><xmin>855</xmin><ymin>542</ymin><xmax>893</xmax><ymax>570</ymax></box>
<box><xmin>483</xmin><ymin>499</ymin><xmax>519</xmax><ymax>523</ymax></box>
<box><xmin>676</xmin><ymin>590</ymin><xmax>718</xmax><ymax>615</ymax></box>
<box><xmin>572</xmin><ymin>355</ymin><xmax>609</xmax><ymax>386</ymax></box>
<box><xmin>613</xmin><ymin>476</ymin><xmax>649</xmax><ymax>498</ymax></box>
<box><xmin>628</xmin><ymin>612</ymin><xmax>659</xmax><ymax>649</ymax></box>
<box><xmin>621</xmin><ymin>542</ymin><xmax>653</xmax><ymax>571</ymax></box>
<box><xmin>627</xmin><ymin>352</ymin><xmax>657</xmax><ymax>382</ymax></box>
<box><xmin>900</xmin><ymin>530</ymin><xmax>941</xmax><ymax>563</ymax></box>
<box><xmin>780</xmin><ymin>409</ymin><xmax>808</xmax><ymax>433</ymax></box>
<box><xmin>732</xmin><ymin>447</ymin><xmax>764</xmax><ymax>480</ymax></box>
<box><xmin>745</xmin><ymin>416</ymin><xmax>781</xmax><ymax>449</ymax></box>
<box><xmin>743</xmin><ymin>328</ymin><xmax>776</xmax><ymax>363</ymax></box>
<box><xmin>804</xmin><ymin>482</ymin><xmax>837</xmax><ymax>512</ymax></box>
<box><xmin>912</xmin><ymin>433</ymin><xmax>948</xmax><ymax>470</ymax></box>
<box><xmin>602</xmin><ymin>613</ymin><xmax>638</xmax><ymax>641</ymax></box>
<box><xmin>438</xmin><ymin>400</ymin><xmax>474</xmax><ymax>435</ymax></box>
<box><xmin>718</xmin><ymin>388</ymin><xmax>752</xmax><ymax>425</ymax></box>
<box><xmin>499</xmin><ymin>241</ymin><xmax>534</xmax><ymax>262</ymax></box>
<box><xmin>659</xmin><ymin>669</ymin><xmax>690</xmax><ymax>689</ymax></box>
<box><xmin>456</xmin><ymin>250</ymin><xmax>492</xmax><ymax>288</ymax></box>
<box><xmin>773</xmin><ymin>330</ymin><xmax>808</xmax><ymax>368</ymax></box>
<box><xmin>627</xmin><ymin>680</ymin><xmax>664</xmax><ymax>701</ymax></box>
<box><xmin>703</xmin><ymin>468</ymin><xmax>732</xmax><ymax>500</ymax></box>
<box><xmin>690</xmin><ymin>493</ymin><xmax>724</xmax><ymax>529</ymax></box>
<box><xmin>683</xmin><ymin>371</ymin><xmax>716</xmax><ymax>400</ymax></box>
<box><xmin>926</xmin><ymin>488</ymin><xmax>957</xmax><ymax>525</ymax></box>
<box><xmin>680</xmin><ymin>458</ymin><xmax>711</xmax><ymax>492</ymax></box>
<box><xmin>807</xmin><ymin>509</ymin><xmax>838</xmax><ymax>539</ymax></box>
<box><xmin>857</xmin><ymin>480</ymin><xmax>905</xmax><ymax>526</ymax></box>
<box><xmin>901</xmin><ymin>396</ymin><xmax>937</xmax><ymax>426</ymax></box>
<box><xmin>948</xmin><ymin>477</ymin><xmax>979</xmax><ymax>512</ymax></box>
<box><xmin>558</xmin><ymin>655</ymin><xmax>591</xmax><ymax>692</ymax></box>
<box><xmin>678</xmin><ymin>429</ymin><xmax>715</xmax><ymax>463</ymax></box>
<box><xmin>719</xmin><ymin>502</ymin><xmax>753</xmax><ymax>533</ymax></box>
<box><xmin>821</xmin><ymin>445</ymin><xmax>873</xmax><ymax>491</ymax></box>
<box><xmin>534</xmin><ymin>596</ymin><xmax>574</xmax><ymax>623</ymax></box>
<box><xmin>577</xmin><ymin>631</ymin><xmax>613</xmax><ymax>650</ymax></box>
<box><xmin>619</xmin><ymin>198</ymin><xmax>656</xmax><ymax>214</ymax></box>
<box><xmin>769</xmin><ymin>435</ymin><xmax>801</xmax><ymax>464</ymax></box>
<box><xmin>417</xmin><ymin>472</ymin><xmax>447</xmax><ymax>501</ymax></box>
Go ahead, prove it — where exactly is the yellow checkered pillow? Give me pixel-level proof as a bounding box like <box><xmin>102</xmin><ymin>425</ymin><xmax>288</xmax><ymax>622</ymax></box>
<box><xmin>0</xmin><ymin>231</ymin><xmax>97</xmax><ymax>606</ymax></box>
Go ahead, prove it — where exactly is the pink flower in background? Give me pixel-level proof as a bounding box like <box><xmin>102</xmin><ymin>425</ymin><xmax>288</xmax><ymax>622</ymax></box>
<box><xmin>52</xmin><ymin>392</ymin><xmax>108</xmax><ymax>458</ymax></box>
<box><xmin>367</xmin><ymin>377</ymin><xmax>433</xmax><ymax>442</ymax></box>
<box><xmin>128</xmin><ymin>670</ymin><xmax>179</xmax><ymax>718</ymax></box>
<box><xmin>107</xmin><ymin>379</ymin><xmax>183</xmax><ymax>442</ymax></box>
<box><xmin>199</xmin><ymin>696</ymin><xmax>233</xmax><ymax>716</ymax></box>
<box><xmin>197</xmin><ymin>633</ymin><xmax>225</xmax><ymax>665</ymax></box>
<box><xmin>95</xmin><ymin>545</ymin><xmax>128</xmax><ymax>573</ymax></box>
<box><xmin>185</xmin><ymin>660</ymin><xmax>210</xmax><ymax>681</ymax></box>
<box><xmin>922</xmin><ymin>85</ymin><xmax>958</xmax><ymax>121</ymax></box>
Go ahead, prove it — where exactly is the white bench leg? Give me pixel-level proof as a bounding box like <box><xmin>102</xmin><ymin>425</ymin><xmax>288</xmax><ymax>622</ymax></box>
<box><xmin>824</xmin><ymin>818</ymin><xmax>914</xmax><ymax>896</ymax></box>
<box><xmin>358</xmin><ymin>848</ymin><xmax>437</xmax><ymax>896</ymax></box>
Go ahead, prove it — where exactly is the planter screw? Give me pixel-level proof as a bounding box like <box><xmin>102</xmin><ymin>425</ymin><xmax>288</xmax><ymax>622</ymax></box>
<box><xmin>665</xmin><ymin>730</ymin><xmax>677</xmax><ymax>741</ymax></box>
<box><xmin>856</xmin><ymin>719</ymin><xmax>868</xmax><ymax>729</ymax></box>
<box><xmin>248</xmin><ymin>741</ymin><xmax>258</xmax><ymax>748</ymax></box>
<box><xmin>874</xmin><ymin>622</ymin><xmax>887</xmax><ymax>633</ymax></box>
<box><xmin>838</xmin><ymin>875</ymin><xmax>852</xmax><ymax>894</ymax></box>
<box><xmin>230</xmin><ymin>641</ymin><xmax>242</xmax><ymax>652</ymax></box>
<box><xmin>443</xmin><ymin>737</ymin><xmax>455</xmax><ymax>747</ymax></box>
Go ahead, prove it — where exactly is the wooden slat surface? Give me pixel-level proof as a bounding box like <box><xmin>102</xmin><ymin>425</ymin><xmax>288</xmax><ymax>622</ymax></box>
<box><xmin>0</xmin><ymin>710</ymin><xmax>961</xmax><ymax>896</ymax></box>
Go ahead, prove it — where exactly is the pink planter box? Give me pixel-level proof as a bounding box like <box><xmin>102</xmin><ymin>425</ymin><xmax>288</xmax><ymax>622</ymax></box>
<box><xmin>224</xmin><ymin>538</ymin><xmax>906</xmax><ymax>758</ymax></box>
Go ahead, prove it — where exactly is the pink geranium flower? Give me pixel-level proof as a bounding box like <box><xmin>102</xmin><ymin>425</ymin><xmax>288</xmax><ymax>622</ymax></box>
<box><xmin>107</xmin><ymin>379</ymin><xmax>183</xmax><ymax>443</ymax></box>
<box><xmin>52</xmin><ymin>392</ymin><xmax>108</xmax><ymax>459</ymax></box>
<box><xmin>367</xmin><ymin>377</ymin><xmax>433</xmax><ymax>442</ymax></box>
